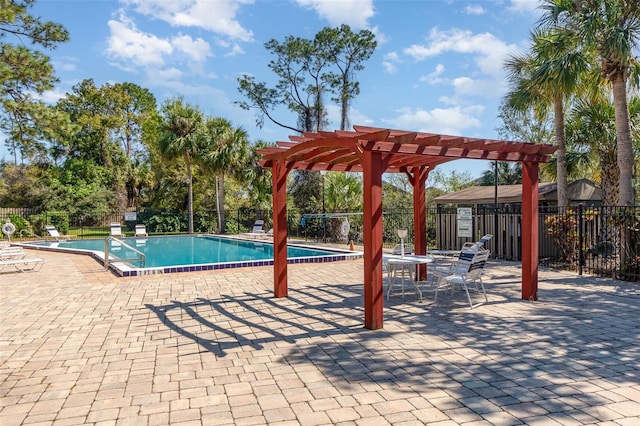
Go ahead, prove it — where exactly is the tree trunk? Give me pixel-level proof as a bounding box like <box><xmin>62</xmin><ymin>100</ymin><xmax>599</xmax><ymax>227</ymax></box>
<box><xmin>553</xmin><ymin>96</ymin><xmax>569</xmax><ymax>208</ymax></box>
<box><xmin>216</xmin><ymin>173</ymin><xmax>226</xmax><ymax>234</ymax></box>
<box><xmin>598</xmin><ymin>148</ymin><xmax>619</xmax><ymax>254</ymax></box>
<box><xmin>340</xmin><ymin>74</ymin><xmax>349</xmax><ymax>130</ymax></box>
<box><xmin>599</xmin><ymin>148</ymin><xmax>619</xmax><ymax>206</ymax></box>
<box><xmin>611</xmin><ymin>73</ymin><xmax>634</xmax><ymax>267</ymax></box>
<box><xmin>611</xmin><ymin>74</ymin><xmax>635</xmax><ymax>206</ymax></box>
<box><xmin>186</xmin><ymin>152</ymin><xmax>194</xmax><ymax>234</ymax></box>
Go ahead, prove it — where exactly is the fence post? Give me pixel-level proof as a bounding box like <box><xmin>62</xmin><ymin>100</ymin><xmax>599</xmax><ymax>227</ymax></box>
<box><xmin>578</xmin><ymin>204</ymin><xmax>583</xmax><ymax>276</ymax></box>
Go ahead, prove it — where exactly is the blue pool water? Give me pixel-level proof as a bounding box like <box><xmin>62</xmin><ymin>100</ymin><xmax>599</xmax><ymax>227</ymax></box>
<box><xmin>27</xmin><ymin>235</ymin><xmax>358</xmax><ymax>276</ymax></box>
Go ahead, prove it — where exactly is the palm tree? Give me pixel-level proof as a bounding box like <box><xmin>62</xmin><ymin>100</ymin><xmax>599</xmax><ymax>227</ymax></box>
<box><xmin>125</xmin><ymin>160</ymin><xmax>154</xmax><ymax>208</ymax></box>
<box><xmin>479</xmin><ymin>162</ymin><xmax>523</xmax><ymax>186</ymax></box>
<box><xmin>567</xmin><ymin>97</ymin><xmax>619</xmax><ymax>205</ymax></box>
<box><xmin>325</xmin><ymin>172</ymin><xmax>362</xmax><ymax>211</ymax></box>
<box><xmin>504</xmin><ymin>27</ymin><xmax>589</xmax><ymax>208</ymax></box>
<box><xmin>201</xmin><ymin>117</ymin><xmax>249</xmax><ymax>234</ymax></box>
<box><xmin>237</xmin><ymin>141</ymin><xmax>273</xmax><ymax>210</ymax></box>
<box><xmin>539</xmin><ymin>148</ymin><xmax>594</xmax><ymax>185</ymax></box>
<box><xmin>566</xmin><ymin>94</ymin><xmax>640</xmax><ymax>206</ymax></box>
<box><xmin>158</xmin><ymin>97</ymin><xmax>203</xmax><ymax>234</ymax></box>
<box><xmin>540</xmin><ymin>0</ymin><xmax>640</xmax><ymax>206</ymax></box>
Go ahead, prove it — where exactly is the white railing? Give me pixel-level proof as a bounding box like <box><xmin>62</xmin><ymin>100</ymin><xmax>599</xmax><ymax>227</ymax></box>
<box><xmin>104</xmin><ymin>236</ymin><xmax>146</xmax><ymax>269</ymax></box>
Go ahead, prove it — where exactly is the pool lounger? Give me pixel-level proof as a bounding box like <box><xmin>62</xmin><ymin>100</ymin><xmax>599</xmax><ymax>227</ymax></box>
<box><xmin>0</xmin><ymin>246</ymin><xmax>27</xmax><ymax>260</ymax></box>
<box><xmin>0</xmin><ymin>257</ymin><xmax>45</xmax><ymax>273</ymax></box>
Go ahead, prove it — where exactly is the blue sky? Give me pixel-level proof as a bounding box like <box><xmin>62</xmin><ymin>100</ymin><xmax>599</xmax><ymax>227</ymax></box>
<box><xmin>5</xmin><ymin>0</ymin><xmax>545</xmax><ymax>178</ymax></box>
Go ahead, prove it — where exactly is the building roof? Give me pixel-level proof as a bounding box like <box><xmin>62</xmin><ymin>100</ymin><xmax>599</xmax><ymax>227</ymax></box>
<box><xmin>434</xmin><ymin>179</ymin><xmax>601</xmax><ymax>205</ymax></box>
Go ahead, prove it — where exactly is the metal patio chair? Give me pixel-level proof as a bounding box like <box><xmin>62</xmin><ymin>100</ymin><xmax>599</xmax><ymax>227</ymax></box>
<box><xmin>432</xmin><ymin>249</ymin><xmax>490</xmax><ymax>309</ymax></box>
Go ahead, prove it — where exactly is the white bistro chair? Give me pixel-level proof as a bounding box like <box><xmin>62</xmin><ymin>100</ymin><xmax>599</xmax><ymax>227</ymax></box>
<box><xmin>432</xmin><ymin>249</ymin><xmax>490</xmax><ymax>309</ymax></box>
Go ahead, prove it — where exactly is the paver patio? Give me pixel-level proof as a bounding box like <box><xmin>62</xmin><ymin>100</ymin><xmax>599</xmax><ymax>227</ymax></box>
<box><xmin>1</xmin><ymin>249</ymin><xmax>639</xmax><ymax>425</ymax></box>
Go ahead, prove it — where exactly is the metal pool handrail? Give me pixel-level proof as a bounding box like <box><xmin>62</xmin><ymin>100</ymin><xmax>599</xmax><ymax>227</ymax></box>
<box><xmin>104</xmin><ymin>236</ymin><xmax>146</xmax><ymax>269</ymax></box>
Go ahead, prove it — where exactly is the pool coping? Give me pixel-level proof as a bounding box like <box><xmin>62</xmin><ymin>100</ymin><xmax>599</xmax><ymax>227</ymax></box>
<box><xmin>17</xmin><ymin>234</ymin><xmax>363</xmax><ymax>277</ymax></box>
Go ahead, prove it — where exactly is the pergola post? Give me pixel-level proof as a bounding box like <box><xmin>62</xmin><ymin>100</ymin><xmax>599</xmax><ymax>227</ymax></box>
<box><xmin>409</xmin><ymin>166</ymin><xmax>429</xmax><ymax>280</ymax></box>
<box><xmin>521</xmin><ymin>161</ymin><xmax>539</xmax><ymax>301</ymax></box>
<box><xmin>272</xmin><ymin>160</ymin><xmax>289</xmax><ymax>298</ymax></box>
<box><xmin>362</xmin><ymin>150</ymin><xmax>384</xmax><ymax>330</ymax></box>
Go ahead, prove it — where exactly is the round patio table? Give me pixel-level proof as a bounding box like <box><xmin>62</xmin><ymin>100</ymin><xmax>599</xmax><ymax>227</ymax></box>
<box><xmin>385</xmin><ymin>255</ymin><xmax>433</xmax><ymax>301</ymax></box>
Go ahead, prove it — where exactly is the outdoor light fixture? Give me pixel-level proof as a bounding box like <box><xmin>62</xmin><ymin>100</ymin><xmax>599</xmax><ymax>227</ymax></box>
<box><xmin>397</xmin><ymin>228</ymin><xmax>408</xmax><ymax>257</ymax></box>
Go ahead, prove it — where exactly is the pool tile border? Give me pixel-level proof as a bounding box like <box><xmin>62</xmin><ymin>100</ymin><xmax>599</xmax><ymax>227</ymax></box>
<box><xmin>17</xmin><ymin>237</ymin><xmax>363</xmax><ymax>277</ymax></box>
<box><xmin>115</xmin><ymin>251</ymin><xmax>362</xmax><ymax>277</ymax></box>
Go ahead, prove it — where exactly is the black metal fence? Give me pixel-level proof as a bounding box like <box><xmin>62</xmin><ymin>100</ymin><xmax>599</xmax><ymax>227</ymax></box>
<box><xmin>434</xmin><ymin>205</ymin><xmax>640</xmax><ymax>283</ymax></box>
<box><xmin>2</xmin><ymin>205</ymin><xmax>639</xmax><ymax>282</ymax></box>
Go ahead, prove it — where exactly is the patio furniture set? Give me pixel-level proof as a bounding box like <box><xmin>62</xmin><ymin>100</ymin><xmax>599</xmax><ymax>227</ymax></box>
<box><xmin>384</xmin><ymin>234</ymin><xmax>492</xmax><ymax>308</ymax></box>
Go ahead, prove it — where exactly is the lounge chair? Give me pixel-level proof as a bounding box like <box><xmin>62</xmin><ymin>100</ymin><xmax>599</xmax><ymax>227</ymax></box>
<box><xmin>110</xmin><ymin>223</ymin><xmax>125</xmax><ymax>238</ymax></box>
<box><xmin>45</xmin><ymin>225</ymin><xmax>74</xmax><ymax>241</ymax></box>
<box><xmin>135</xmin><ymin>224</ymin><xmax>148</xmax><ymax>237</ymax></box>
<box><xmin>250</xmin><ymin>220</ymin><xmax>264</xmax><ymax>233</ymax></box>
<box><xmin>257</xmin><ymin>228</ymin><xmax>274</xmax><ymax>239</ymax></box>
<box><xmin>242</xmin><ymin>220</ymin><xmax>266</xmax><ymax>238</ymax></box>
<box><xmin>0</xmin><ymin>256</ymin><xmax>45</xmax><ymax>273</ymax></box>
<box><xmin>0</xmin><ymin>246</ymin><xmax>26</xmax><ymax>260</ymax></box>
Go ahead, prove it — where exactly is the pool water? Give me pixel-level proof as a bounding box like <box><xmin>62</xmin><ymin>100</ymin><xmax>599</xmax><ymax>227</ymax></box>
<box><xmin>27</xmin><ymin>235</ymin><xmax>359</xmax><ymax>277</ymax></box>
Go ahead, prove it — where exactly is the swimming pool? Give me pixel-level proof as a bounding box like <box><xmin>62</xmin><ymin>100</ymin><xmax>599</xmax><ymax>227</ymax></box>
<box><xmin>25</xmin><ymin>235</ymin><xmax>360</xmax><ymax>276</ymax></box>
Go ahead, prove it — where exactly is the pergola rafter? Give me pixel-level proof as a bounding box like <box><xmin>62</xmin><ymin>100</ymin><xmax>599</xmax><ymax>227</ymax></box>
<box><xmin>258</xmin><ymin>125</ymin><xmax>556</xmax><ymax>329</ymax></box>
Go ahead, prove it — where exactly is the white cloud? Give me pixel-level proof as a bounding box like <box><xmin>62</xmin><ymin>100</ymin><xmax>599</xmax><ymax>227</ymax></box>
<box><xmin>404</xmin><ymin>28</ymin><xmax>518</xmax><ymax>78</ymax></box>
<box><xmin>438</xmin><ymin>96</ymin><xmax>458</xmax><ymax>105</ymax></box>
<box><xmin>452</xmin><ymin>76</ymin><xmax>503</xmax><ymax>97</ymax></box>
<box><xmin>106</xmin><ymin>12</ymin><xmax>220</xmax><ymax>79</ymax></box>
<box><xmin>384</xmin><ymin>51</ymin><xmax>399</xmax><ymax>62</ymax></box>
<box><xmin>37</xmin><ymin>89</ymin><xmax>67</xmax><ymax>104</ymax></box>
<box><xmin>382</xmin><ymin>51</ymin><xmax>400</xmax><ymax>74</ymax></box>
<box><xmin>106</xmin><ymin>13</ymin><xmax>173</xmax><ymax>68</ymax></box>
<box><xmin>419</xmin><ymin>63</ymin><xmax>447</xmax><ymax>84</ymax></box>
<box><xmin>294</xmin><ymin>0</ymin><xmax>374</xmax><ymax>29</ymax></box>
<box><xmin>121</xmin><ymin>0</ymin><xmax>254</xmax><ymax>41</ymax></box>
<box><xmin>146</xmin><ymin>68</ymin><xmax>229</xmax><ymax>101</ymax></box>
<box><xmin>171</xmin><ymin>34</ymin><xmax>212</xmax><ymax>62</ymax></box>
<box><xmin>369</xmin><ymin>25</ymin><xmax>388</xmax><ymax>44</ymax></box>
<box><xmin>51</xmin><ymin>57</ymin><xmax>77</xmax><ymax>72</ymax></box>
<box><xmin>384</xmin><ymin>105</ymin><xmax>484</xmax><ymax>136</ymax></box>
<box><xmin>464</xmin><ymin>5</ymin><xmax>486</xmax><ymax>15</ymax></box>
<box><xmin>147</xmin><ymin>67</ymin><xmax>185</xmax><ymax>84</ymax></box>
<box><xmin>383</xmin><ymin>61</ymin><xmax>397</xmax><ymax>74</ymax></box>
<box><xmin>347</xmin><ymin>107</ymin><xmax>374</xmax><ymax>127</ymax></box>
<box><xmin>225</xmin><ymin>43</ymin><xmax>245</xmax><ymax>57</ymax></box>
<box><xmin>508</xmin><ymin>0</ymin><xmax>542</xmax><ymax>14</ymax></box>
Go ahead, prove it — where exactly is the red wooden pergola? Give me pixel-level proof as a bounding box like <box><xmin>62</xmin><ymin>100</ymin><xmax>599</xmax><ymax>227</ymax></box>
<box><xmin>257</xmin><ymin>125</ymin><xmax>556</xmax><ymax>330</ymax></box>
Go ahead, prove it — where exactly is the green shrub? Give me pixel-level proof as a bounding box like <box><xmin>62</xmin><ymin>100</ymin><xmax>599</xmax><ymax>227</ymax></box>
<box><xmin>28</xmin><ymin>214</ymin><xmax>46</xmax><ymax>236</ymax></box>
<box><xmin>147</xmin><ymin>212</ymin><xmax>184</xmax><ymax>233</ymax></box>
<box><xmin>8</xmin><ymin>214</ymin><xmax>28</xmax><ymax>233</ymax></box>
<box><xmin>46</xmin><ymin>211</ymin><xmax>70</xmax><ymax>234</ymax></box>
<box><xmin>194</xmin><ymin>212</ymin><xmax>217</xmax><ymax>233</ymax></box>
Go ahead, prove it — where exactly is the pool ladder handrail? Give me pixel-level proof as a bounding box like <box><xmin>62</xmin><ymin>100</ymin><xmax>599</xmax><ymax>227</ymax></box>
<box><xmin>104</xmin><ymin>235</ymin><xmax>146</xmax><ymax>269</ymax></box>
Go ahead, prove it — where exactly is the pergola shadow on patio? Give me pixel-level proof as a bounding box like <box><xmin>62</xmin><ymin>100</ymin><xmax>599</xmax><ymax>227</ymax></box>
<box><xmin>258</xmin><ymin>125</ymin><xmax>556</xmax><ymax>329</ymax></box>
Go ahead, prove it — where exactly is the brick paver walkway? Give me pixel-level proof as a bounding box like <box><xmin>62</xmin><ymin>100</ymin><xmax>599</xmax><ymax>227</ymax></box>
<box><xmin>1</xmin><ymin>249</ymin><xmax>639</xmax><ymax>425</ymax></box>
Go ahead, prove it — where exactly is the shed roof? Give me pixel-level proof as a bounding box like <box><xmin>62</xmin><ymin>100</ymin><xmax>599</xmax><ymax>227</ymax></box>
<box><xmin>434</xmin><ymin>178</ymin><xmax>601</xmax><ymax>205</ymax></box>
